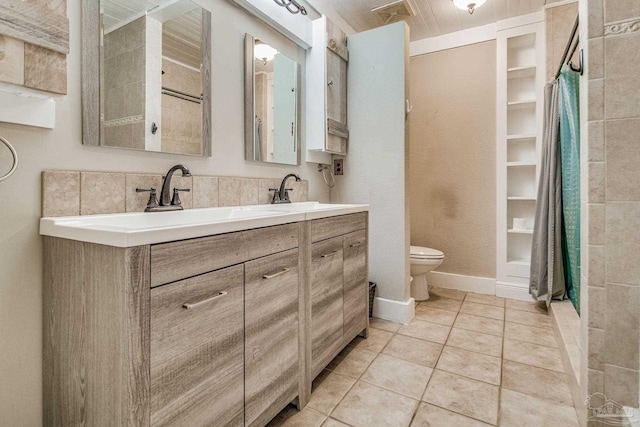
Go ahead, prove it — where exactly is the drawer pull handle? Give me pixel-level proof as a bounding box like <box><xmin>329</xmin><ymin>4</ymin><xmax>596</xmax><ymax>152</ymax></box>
<box><xmin>182</xmin><ymin>291</ymin><xmax>227</xmax><ymax>309</ymax></box>
<box><xmin>350</xmin><ymin>241</ymin><xmax>364</xmax><ymax>248</ymax></box>
<box><xmin>321</xmin><ymin>250</ymin><xmax>339</xmax><ymax>258</ymax></box>
<box><xmin>263</xmin><ymin>268</ymin><xmax>290</xmax><ymax>279</ymax></box>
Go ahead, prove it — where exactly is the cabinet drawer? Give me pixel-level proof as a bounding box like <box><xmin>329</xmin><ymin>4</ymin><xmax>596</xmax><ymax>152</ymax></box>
<box><xmin>311</xmin><ymin>213</ymin><xmax>366</xmax><ymax>243</ymax></box>
<box><xmin>311</xmin><ymin>236</ymin><xmax>344</xmax><ymax>375</ymax></box>
<box><xmin>343</xmin><ymin>230</ymin><xmax>368</xmax><ymax>340</ymax></box>
<box><xmin>150</xmin><ymin>265</ymin><xmax>244</xmax><ymax>427</ymax></box>
<box><xmin>151</xmin><ymin>223</ymin><xmax>299</xmax><ymax>287</ymax></box>
<box><xmin>245</xmin><ymin>249</ymin><xmax>299</xmax><ymax>427</ymax></box>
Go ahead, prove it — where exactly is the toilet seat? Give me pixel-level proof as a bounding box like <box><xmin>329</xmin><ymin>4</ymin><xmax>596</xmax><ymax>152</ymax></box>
<box><xmin>410</xmin><ymin>245</ymin><xmax>444</xmax><ymax>260</ymax></box>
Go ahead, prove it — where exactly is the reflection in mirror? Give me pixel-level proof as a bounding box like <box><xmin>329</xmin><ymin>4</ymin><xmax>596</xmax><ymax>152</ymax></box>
<box><xmin>245</xmin><ymin>34</ymin><xmax>300</xmax><ymax>166</ymax></box>
<box><xmin>91</xmin><ymin>0</ymin><xmax>210</xmax><ymax>155</ymax></box>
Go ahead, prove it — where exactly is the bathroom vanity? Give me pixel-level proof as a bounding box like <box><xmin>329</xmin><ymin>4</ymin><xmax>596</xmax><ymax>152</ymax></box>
<box><xmin>41</xmin><ymin>203</ymin><xmax>368</xmax><ymax>426</ymax></box>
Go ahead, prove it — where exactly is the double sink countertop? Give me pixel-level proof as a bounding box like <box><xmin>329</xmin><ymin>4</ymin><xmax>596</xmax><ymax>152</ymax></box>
<box><xmin>40</xmin><ymin>202</ymin><xmax>369</xmax><ymax>247</ymax></box>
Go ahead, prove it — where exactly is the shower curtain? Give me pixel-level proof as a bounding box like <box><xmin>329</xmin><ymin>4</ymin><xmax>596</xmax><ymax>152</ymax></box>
<box><xmin>530</xmin><ymin>81</ymin><xmax>566</xmax><ymax>306</ymax></box>
<box><xmin>558</xmin><ymin>69</ymin><xmax>581</xmax><ymax>313</ymax></box>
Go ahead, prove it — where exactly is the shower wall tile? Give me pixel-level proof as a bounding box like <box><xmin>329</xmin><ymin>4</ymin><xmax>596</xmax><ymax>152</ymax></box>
<box><xmin>605</xmin><ymin>118</ymin><xmax>640</xmax><ymax>201</ymax></box>
<box><xmin>588</xmin><ymin>121</ymin><xmax>605</xmax><ymax>161</ymax></box>
<box><xmin>80</xmin><ymin>172</ymin><xmax>125</xmax><ymax>215</ymax></box>
<box><xmin>588</xmin><ymin>38</ymin><xmax>604</xmax><ymax>80</ymax></box>
<box><xmin>219</xmin><ymin>177</ymin><xmax>241</xmax><ymax>207</ymax></box>
<box><xmin>42</xmin><ymin>171</ymin><xmax>80</xmax><ymax>217</ymax></box>
<box><xmin>588</xmin><ymin>78</ymin><xmax>604</xmax><ymax>120</ymax></box>
<box><xmin>240</xmin><ymin>178</ymin><xmax>259</xmax><ymax>206</ymax></box>
<box><xmin>588</xmin><ymin>245</ymin><xmax>605</xmax><ymax>287</ymax></box>
<box><xmin>605</xmin><ymin>202</ymin><xmax>640</xmax><ymax>285</ymax></box>
<box><xmin>604</xmin><ymin>76</ymin><xmax>640</xmax><ymax>119</ymax></box>
<box><xmin>588</xmin><ymin>204</ymin><xmax>605</xmax><ymax>245</ymax></box>
<box><xmin>192</xmin><ymin>176</ymin><xmax>219</xmax><ymax>209</ymax></box>
<box><xmin>604</xmin><ymin>0</ymin><xmax>640</xmax><ymax>24</ymax></box>
<box><xmin>604</xmin><ymin>284</ymin><xmax>639</xmax><ymax>370</ymax></box>
<box><xmin>125</xmin><ymin>173</ymin><xmax>162</xmax><ymax>212</ymax></box>
<box><xmin>588</xmin><ymin>162</ymin><xmax>605</xmax><ymax>203</ymax></box>
<box><xmin>588</xmin><ymin>0</ymin><xmax>604</xmax><ymax>39</ymax></box>
<box><xmin>587</xmin><ymin>287</ymin><xmax>605</xmax><ymax>329</ymax></box>
<box><xmin>604</xmin><ymin>364</ymin><xmax>640</xmax><ymax>408</ymax></box>
<box><xmin>588</xmin><ymin>328</ymin><xmax>605</xmax><ymax>371</ymax></box>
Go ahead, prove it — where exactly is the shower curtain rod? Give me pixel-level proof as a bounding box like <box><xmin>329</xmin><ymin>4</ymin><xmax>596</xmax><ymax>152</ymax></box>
<box><xmin>554</xmin><ymin>14</ymin><xmax>582</xmax><ymax>79</ymax></box>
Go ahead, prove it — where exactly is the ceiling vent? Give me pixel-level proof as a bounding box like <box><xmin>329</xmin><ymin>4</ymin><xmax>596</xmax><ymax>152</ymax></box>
<box><xmin>371</xmin><ymin>0</ymin><xmax>416</xmax><ymax>25</ymax></box>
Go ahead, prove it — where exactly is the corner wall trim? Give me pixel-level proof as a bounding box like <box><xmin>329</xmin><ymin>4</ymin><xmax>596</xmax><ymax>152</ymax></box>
<box><xmin>427</xmin><ymin>271</ymin><xmax>496</xmax><ymax>295</ymax></box>
<box><xmin>372</xmin><ymin>296</ymin><xmax>415</xmax><ymax>324</ymax></box>
<box><xmin>410</xmin><ymin>23</ymin><xmax>496</xmax><ymax>56</ymax></box>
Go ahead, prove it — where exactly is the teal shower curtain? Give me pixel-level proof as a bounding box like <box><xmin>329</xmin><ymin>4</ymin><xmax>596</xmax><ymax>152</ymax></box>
<box><xmin>558</xmin><ymin>68</ymin><xmax>581</xmax><ymax>313</ymax></box>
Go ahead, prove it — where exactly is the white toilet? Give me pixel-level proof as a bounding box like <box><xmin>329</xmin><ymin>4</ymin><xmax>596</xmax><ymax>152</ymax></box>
<box><xmin>410</xmin><ymin>246</ymin><xmax>445</xmax><ymax>301</ymax></box>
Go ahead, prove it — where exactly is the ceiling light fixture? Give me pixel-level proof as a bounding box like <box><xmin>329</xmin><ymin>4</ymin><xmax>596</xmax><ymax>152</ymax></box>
<box><xmin>274</xmin><ymin>0</ymin><xmax>307</xmax><ymax>15</ymax></box>
<box><xmin>452</xmin><ymin>0</ymin><xmax>486</xmax><ymax>15</ymax></box>
<box><xmin>254</xmin><ymin>43</ymin><xmax>278</xmax><ymax>65</ymax></box>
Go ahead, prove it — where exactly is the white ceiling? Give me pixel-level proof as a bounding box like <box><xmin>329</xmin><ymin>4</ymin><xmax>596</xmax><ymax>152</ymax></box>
<box><xmin>328</xmin><ymin>0</ymin><xmax>550</xmax><ymax>41</ymax></box>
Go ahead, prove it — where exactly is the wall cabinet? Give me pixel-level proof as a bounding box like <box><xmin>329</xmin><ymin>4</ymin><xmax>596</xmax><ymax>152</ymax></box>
<box><xmin>43</xmin><ymin>213</ymin><xmax>368</xmax><ymax>427</ymax></box>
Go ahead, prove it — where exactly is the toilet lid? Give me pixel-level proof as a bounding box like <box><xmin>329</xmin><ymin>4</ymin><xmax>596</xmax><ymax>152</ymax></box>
<box><xmin>410</xmin><ymin>246</ymin><xmax>444</xmax><ymax>259</ymax></box>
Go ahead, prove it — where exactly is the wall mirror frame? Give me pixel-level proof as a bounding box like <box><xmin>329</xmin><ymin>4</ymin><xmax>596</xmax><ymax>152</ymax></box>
<box><xmin>81</xmin><ymin>0</ymin><xmax>212</xmax><ymax>156</ymax></box>
<box><xmin>244</xmin><ymin>33</ymin><xmax>301</xmax><ymax>166</ymax></box>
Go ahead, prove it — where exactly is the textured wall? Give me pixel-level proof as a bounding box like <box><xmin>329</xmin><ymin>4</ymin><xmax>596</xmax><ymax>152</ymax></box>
<box><xmin>546</xmin><ymin>2</ymin><xmax>580</xmax><ymax>81</ymax></box>
<box><xmin>409</xmin><ymin>41</ymin><xmax>497</xmax><ymax>278</ymax></box>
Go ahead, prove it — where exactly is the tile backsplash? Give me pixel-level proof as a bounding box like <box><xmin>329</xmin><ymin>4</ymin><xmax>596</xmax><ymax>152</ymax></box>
<box><xmin>41</xmin><ymin>170</ymin><xmax>309</xmax><ymax>217</ymax></box>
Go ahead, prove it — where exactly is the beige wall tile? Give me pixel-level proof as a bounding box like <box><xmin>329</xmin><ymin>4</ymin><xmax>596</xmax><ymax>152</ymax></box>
<box><xmin>289</xmin><ymin>179</ymin><xmax>309</xmax><ymax>203</ymax></box>
<box><xmin>588</xmin><ymin>287</ymin><xmax>606</xmax><ymax>329</ymax></box>
<box><xmin>240</xmin><ymin>178</ymin><xmax>259</xmax><ymax>206</ymax></box>
<box><xmin>125</xmin><ymin>174</ymin><xmax>162</xmax><ymax>212</ymax></box>
<box><xmin>604</xmin><ymin>284</ymin><xmax>639</xmax><ymax>370</ymax></box>
<box><xmin>0</xmin><ymin>35</ymin><xmax>24</xmax><ymax>86</ymax></box>
<box><xmin>604</xmin><ymin>76</ymin><xmax>640</xmax><ymax>119</ymax></box>
<box><xmin>219</xmin><ymin>177</ymin><xmax>241</xmax><ymax>207</ymax></box>
<box><xmin>588</xmin><ymin>79</ymin><xmax>604</xmax><ymax>121</ymax></box>
<box><xmin>80</xmin><ymin>172</ymin><xmax>125</xmax><ymax>215</ymax></box>
<box><xmin>588</xmin><ymin>368</ymin><xmax>604</xmax><ymax>394</ymax></box>
<box><xmin>588</xmin><ymin>121</ymin><xmax>605</xmax><ymax>162</ymax></box>
<box><xmin>604</xmin><ymin>0</ymin><xmax>640</xmax><ymax>23</ymax></box>
<box><xmin>588</xmin><ymin>203</ymin><xmax>605</xmax><ymax>245</ymax></box>
<box><xmin>192</xmin><ymin>176</ymin><xmax>219</xmax><ymax>208</ymax></box>
<box><xmin>588</xmin><ymin>38</ymin><xmax>604</xmax><ymax>80</ymax></box>
<box><xmin>588</xmin><ymin>327</ymin><xmax>605</xmax><ymax>371</ymax></box>
<box><xmin>258</xmin><ymin>179</ymin><xmax>277</xmax><ymax>205</ymax></box>
<box><xmin>588</xmin><ymin>0</ymin><xmax>604</xmax><ymax>39</ymax></box>
<box><xmin>605</xmin><ymin>32</ymin><xmax>640</xmax><ymax>79</ymax></box>
<box><xmin>604</xmin><ymin>364</ymin><xmax>639</xmax><ymax>407</ymax></box>
<box><xmin>42</xmin><ymin>170</ymin><xmax>80</xmax><ymax>217</ymax></box>
<box><xmin>589</xmin><ymin>245</ymin><xmax>605</xmax><ymax>287</ymax></box>
<box><xmin>588</xmin><ymin>162</ymin><xmax>605</xmax><ymax>203</ymax></box>
<box><xmin>24</xmin><ymin>44</ymin><xmax>67</xmax><ymax>95</ymax></box>
<box><xmin>605</xmin><ymin>118</ymin><xmax>640</xmax><ymax>201</ymax></box>
<box><xmin>606</xmin><ymin>202</ymin><xmax>640</xmax><ymax>285</ymax></box>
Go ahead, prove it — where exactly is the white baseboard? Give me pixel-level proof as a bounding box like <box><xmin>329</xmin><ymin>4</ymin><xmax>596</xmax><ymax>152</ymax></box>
<box><xmin>495</xmin><ymin>282</ymin><xmax>533</xmax><ymax>301</ymax></box>
<box><xmin>372</xmin><ymin>296</ymin><xmax>415</xmax><ymax>325</ymax></box>
<box><xmin>426</xmin><ymin>271</ymin><xmax>495</xmax><ymax>295</ymax></box>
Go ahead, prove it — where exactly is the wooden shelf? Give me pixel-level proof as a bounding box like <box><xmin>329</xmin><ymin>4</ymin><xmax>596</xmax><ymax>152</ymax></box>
<box><xmin>508</xmin><ymin>228</ymin><xmax>533</xmax><ymax>234</ymax></box>
<box><xmin>507</xmin><ymin>161</ymin><xmax>536</xmax><ymax>167</ymax></box>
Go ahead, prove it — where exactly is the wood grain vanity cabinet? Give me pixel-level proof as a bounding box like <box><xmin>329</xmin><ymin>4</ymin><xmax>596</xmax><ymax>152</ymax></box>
<box><xmin>43</xmin><ymin>213</ymin><xmax>367</xmax><ymax>427</ymax></box>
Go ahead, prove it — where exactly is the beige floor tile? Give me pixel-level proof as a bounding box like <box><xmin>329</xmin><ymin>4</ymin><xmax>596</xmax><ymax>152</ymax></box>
<box><xmin>420</xmin><ymin>295</ymin><xmax>463</xmax><ymax>312</ymax></box>
<box><xmin>446</xmin><ymin>328</ymin><xmax>503</xmax><ymax>357</ymax></box>
<box><xmin>502</xmin><ymin>360</ymin><xmax>573</xmax><ymax>406</ymax></box>
<box><xmin>436</xmin><ymin>346</ymin><xmax>502</xmax><ymax>385</ymax></box>
<box><xmin>429</xmin><ymin>286</ymin><xmax>467</xmax><ymax>301</ymax></box>
<box><xmin>326</xmin><ymin>346</ymin><xmax>377</xmax><ymax>379</ymax></box>
<box><xmin>505</xmin><ymin>299</ymin><xmax>548</xmax><ymax>314</ymax></box>
<box><xmin>503</xmin><ymin>338</ymin><xmax>565</xmax><ymax>373</ymax></box>
<box><xmin>460</xmin><ymin>301</ymin><xmax>505</xmax><ymax>320</ymax></box>
<box><xmin>505</xmin><ymin>309</ymin><xmax>552</xmax><ymax>328</ymax></box>
<box><xmin>351</xmin><ymin>328</ymin><xmax>394</xmax><ymax>353</ymax></box>
<box><xmin>454</xmin><ymin>313</ymin><xmax>504</xmax><ymax>337</ymax></box>
<box><xmin>499</xmin><ymin>388</ymin><xmax>579</xmax><ymax>427</ymax></box>
<box><xmin>369</xmin><ymin>317</ymin><xmax>402</xmax><ymax>333</ymax></box>
<box><xmin>332</xmin><ymin>381</ymin><xmax>418</xmax><ymax>427</ymax></box>
<box><xmin>423</xmin><ymin>370</ymin><xmax>499</xmax><ymax>425</ymax></box>
<box><xmin>323</xmin><ymin>419</ymin><xmax>350</xmax><ymax>427</ymax></box>
<box><xmin>361</xmin><ymin>353</ymin><xmax>432</xmax><ymax>399</ymax></box>
<box><xmin>465</xmin><ymin>293</ymin><xmax>505</xmax><ymax>307</ymax></box>
<box><xmin>308</xmin><ymin>370</ymin><xmax>357</xmax><ymax>415</ymax></box>
<box><xmin>267</xmin><ymin>405</ymin><xmax>327</xmax><ymax>427</ymax></box>
<box><xmin>398</xmin><ymin>319</ymin><xmax>451</xmax><ymax>344</ymax></box>
<box><xmin>504</xmin><ymin>322</ymin><xmax>558</xmax><ymax>348</ymax></box>
<box><xmin>414</xmin><ymin>305</ymin><xmax>458</xmax><ymax>326</ymax></box>
<box><xmin>411</xmin><ymin>402</ymin><xmax>492</xmax><ymax>427</ymax></box>
<box><xmin>382</xmin><ymin>334</ymin><xmax>443</xmax><ymax>368</ymax></box>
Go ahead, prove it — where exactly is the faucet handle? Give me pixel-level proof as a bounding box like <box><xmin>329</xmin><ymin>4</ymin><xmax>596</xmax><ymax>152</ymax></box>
<box><xmin>171</xmin><ymin>188</ymin><xmax>190</xmax><ymax>206</ymax></box>
<box><xmin>136</xmin><ymin>187</ymin><xmax>159</xmax><ymax>210</ymax></box>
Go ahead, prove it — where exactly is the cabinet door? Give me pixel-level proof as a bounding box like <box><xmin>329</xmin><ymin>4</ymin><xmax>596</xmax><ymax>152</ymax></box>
<box><xmin>150</xmin><ymin>265</ymin><xmax>244</xmax><ymax>427</ymax></box>
<box><xmin>343</xmin><ymin>230</ymin><xmax>367</xmax><ymax>340</ymax></box>
<box><xmin>244</xmin><ymin>249</ymin><xmax>299</xmax><ymax>427</ymax></box>
<box><xmin>326</xmin><ymin>18</ymin><xmax>348</xmax><ymax>155</ymax></box>
<box><xmin>311</xmin><ymin>236</ymin><xmax>344</xmax><ymax>376</ymax></box>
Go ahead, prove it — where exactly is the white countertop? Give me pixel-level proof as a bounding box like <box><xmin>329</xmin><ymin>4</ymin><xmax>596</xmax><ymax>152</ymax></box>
<box><xmin>39</xmin><ymin>202</ymin><xmax>369</xmax><ymax>247</ymax></box>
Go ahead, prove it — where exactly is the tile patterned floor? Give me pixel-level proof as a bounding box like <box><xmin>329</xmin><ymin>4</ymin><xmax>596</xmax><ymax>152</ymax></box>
<box><xmin>269</xmin><ymin>287</ymin><xmax>579</xmax><ymax>427</ymax></box>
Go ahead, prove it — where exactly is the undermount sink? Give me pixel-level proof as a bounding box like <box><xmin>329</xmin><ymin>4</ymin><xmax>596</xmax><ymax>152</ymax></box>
<box><xmin>40</xmin><ymin>202</ymin><xmax>368</xmax><ymax>247</ymax></box>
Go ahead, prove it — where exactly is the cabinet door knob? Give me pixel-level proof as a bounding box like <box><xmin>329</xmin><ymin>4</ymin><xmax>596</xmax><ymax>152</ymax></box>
<box><xmin>321</xmin><ymin>250</ymin><xmax>339</xmax><ymax>258</ymax></box>
<box><xmin>182</xmin><ymin>291</ymin><xmax>227</xmax><ymax>309</ymax></box>
<box><xmin>350</xmin><ymin>241</ymin><xmax>364</xmax><ymax>248</ymax></box>
<box><xmin>262</xmin><ymin>268</ymin><xmax>290</xmax><ymax>279</ymax></box>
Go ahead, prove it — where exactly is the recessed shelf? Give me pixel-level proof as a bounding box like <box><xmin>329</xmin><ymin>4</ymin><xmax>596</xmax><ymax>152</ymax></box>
<box><xmin>508</xmin><ymin>228</ymin><xmax>533</xmax><ymax>234</ymax></box>
<box><xmin>507</xmin><ymin>133</ymin><xmax>536</xmax><ymax>140</ymax></box>
<box><xmin>508</xmin><ymin>259</ymin><xmax>531</xmax><ymax>266</ymax></box>
<box><xmin>507</xmin><ymin>196</ymin><xmax>536</xmax><ymax>201</ymax></box>
<box><xmin>507</xmin><ymin>99</ymin><xmax>536</xmax><ymax>107</ymax></box>
<box><xmin>507</xmin><ymin>161</ymin><xmax>536</xmax><ymax>167</ymax></box>
<box><xmin>507</xmin><ymin>65</ymin><xmax>536</xmax><ymax>77</ymax></box>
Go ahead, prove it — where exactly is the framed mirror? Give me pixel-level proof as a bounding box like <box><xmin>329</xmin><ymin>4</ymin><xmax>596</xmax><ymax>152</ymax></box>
<box><xmin>82</xmin><ymin>0</ymin><xmax>211</xmax><ymax>156</ymax></box>
<box><xmin>244</xmin><ymin>34</ymin><xmax>301</xmax><ymax>166</ymax></box>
